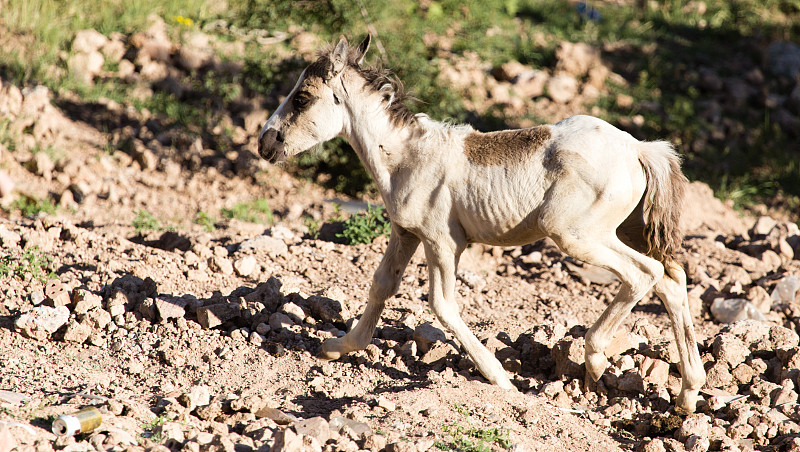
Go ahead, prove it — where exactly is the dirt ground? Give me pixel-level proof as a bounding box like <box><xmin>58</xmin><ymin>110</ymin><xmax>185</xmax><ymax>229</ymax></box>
<box><xmin>2</xmin><ymin>28</ymin><xmax>800</xmax><ymax>452</ymax></box>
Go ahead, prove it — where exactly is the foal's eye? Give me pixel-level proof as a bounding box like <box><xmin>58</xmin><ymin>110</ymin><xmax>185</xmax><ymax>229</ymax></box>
<box><xmin>293</xmin><ymin>92</ymin><xmax>311</xmax><ymax>109</ymax></box>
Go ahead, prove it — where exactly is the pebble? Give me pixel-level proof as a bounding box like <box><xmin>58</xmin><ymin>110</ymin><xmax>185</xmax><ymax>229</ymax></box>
<box><xmin>14</xmin><ymin>305</ymin><xmax>70</xmax><ymax>340</ymax></box>
<box><xmin>233</xmin><ymin>255</ymin><xmax>257</xmax><ymax>277</ymax></box>
<box><xmin>180</xmin><ymin>385</ymin><xmax>211</xmax><ymax>411</ymax></box>
<box><xmin>269</xmin><ymin>312</ymin><xmax>293</xmax><ymax>331</ymax></box>
<box><xmin>412</xmin><ymin>322</ymin><xmax>446</xmax><ymax>354</ymax></box>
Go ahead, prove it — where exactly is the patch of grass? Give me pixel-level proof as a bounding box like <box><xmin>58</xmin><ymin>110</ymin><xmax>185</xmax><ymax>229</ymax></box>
<box><xmin>221</xmin><ymin>198</ymin><xmax>274</xmax><ymax>224</ymax></box>
<box><xmin>436</xmin><ymin>425</ymin><xmax>512</xmax><ymax>451</ymax></box>
<box><xmin>140</xmin><ymin>414</ymin><xmax>169</xmax><ymax>443</ymax></box>
<box><xmin>194</xmin><ymin>210</ymin><xmax>218</xmax><ymax>232</ymax></box>
<box><xmin>132</xmin><ymin>209</ymin><xmax>162</xmax><ymax>234</ymax></box>
<box><xmin>0</xmin><ymin>246</ymin><xmax>56</xmax><ymax>283</ymax></box>
<box><xmin>10</xmin><ymin>194</ymin><xmax>57</xmax><ymax>218</ymax></box>
<box><xmin>336</xmin><ymin>204</ymin><xmax>391</xmax><ymax>245</ymax></box>
<box><xmin>303</xmin><ymin>216</ymin><xmax>321</xmax><ymax>240</ymax></box>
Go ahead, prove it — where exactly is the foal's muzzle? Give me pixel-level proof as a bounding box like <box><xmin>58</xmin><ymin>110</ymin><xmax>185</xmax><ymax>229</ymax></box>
<box><xmin>258</xmin><ymin>128</ymin><xmax>286</xmax><ymax>163</ymax></box>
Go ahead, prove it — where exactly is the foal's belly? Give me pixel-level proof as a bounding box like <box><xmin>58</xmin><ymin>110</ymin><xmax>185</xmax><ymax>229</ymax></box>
<box><xmin>455</xmin><ymin>196</ymin><xmax>545</xmax><ymax>246</ymax></box>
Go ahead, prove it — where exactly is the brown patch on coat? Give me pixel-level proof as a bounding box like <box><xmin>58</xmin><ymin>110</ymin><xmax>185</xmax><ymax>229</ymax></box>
<box><xmin>464</xmin><ymin>127</ymin><xmax>552</xmax><ymax>166</ymax></box>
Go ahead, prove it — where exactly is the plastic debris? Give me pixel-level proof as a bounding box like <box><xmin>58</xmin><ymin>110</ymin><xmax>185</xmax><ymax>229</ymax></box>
<box><xmin>710</xmin><ymin>298</ymin><xmax>766</xmax><ymax>323</ymax></box>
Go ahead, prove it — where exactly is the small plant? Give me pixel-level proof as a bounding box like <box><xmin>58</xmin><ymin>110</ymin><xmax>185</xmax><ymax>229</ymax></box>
<box><xmin>304</xmin><ymin>216</ymin><xmax>321</xmax><ymax>239</ymax></box>
<box><xmin>337</xmin><ymin>204</ymin><xmax>391</xmax><ymax>245</ymax></box>
<box><xmin>435</xmin><ymin>404</ymin><xmax>512</xmax><ymax>451</ymax></box>
<box><xmin>10</xmin><ymin>194</ymin><xmax>57</xmax><ymax>218</ymax></box>
<box><xmin>0</xmin><ymin>246</ymin><xmax>55</xmax><ymax>283</ymax></box>
<box><xmin>194</xmin><ymin>210</ymin><xmax>218</xmax><ymax>232</ymax></box>
<box><xmin>221</xmin><ymin>198</ymin><xmax>274</xmax><ymax>224</ymax></box>
<box><xmin>132</xmin><ymin>209</ymin><xmax>162</xmax><ymax>234</ymax></box>
<box><xmin>140</xmin><ymin>415</ymin><xmax>169</xmax><ymax>443</ymax></box>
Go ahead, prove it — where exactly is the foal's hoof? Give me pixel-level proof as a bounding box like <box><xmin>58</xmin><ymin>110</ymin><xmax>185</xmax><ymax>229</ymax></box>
<box><xmin>585</xmin><ymin>352</ymin><xmax>609</xmax><ymax>382</ymax></box>
<box><xmin>675</xmin><ymin>390</ymin><xmax>700</xmax><ymax>414</ymax></box>
<box><xmin>317</xmin><ymin>338</ymin><xmax>345</xmax><ymax>360</ymax></box>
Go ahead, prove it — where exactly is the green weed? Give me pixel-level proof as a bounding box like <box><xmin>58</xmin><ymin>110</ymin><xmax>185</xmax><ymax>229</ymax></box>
<box><xmin>132</xmin><ymin>209</ymin><xmax>162</xmax><ymax>234</ymax></box>
<box><xmin>10</xmin><ymin>195</ymin><xmax>57</xmax><ymax>218</ymax></box>
<box><xmin>304</xmin><ymin>216</ymin><xmax>321</xmax><ymax>239</ymax></box>
<box><xmin>140</xmin><ymin>414</ymin><xmax>169</xmax><ymax>443</ymax></box>
<box><xmin>0</xmin><ymin>246</ymin><xmax>55</xmax><ymax>283</ymax></box>
<box><xmin>337</xmin><ymin>204</ymin><xmax>391</xmax><ymax>245</ymax></box>
<box><xmin>221</xmin><ymin>198</ymin><xmax>274</xmax><ymax>224</ymax></box>
<box><xmin>194</xmin><ymin>210</ymin><xmax>218</xmax><ymax>232</ymax></box>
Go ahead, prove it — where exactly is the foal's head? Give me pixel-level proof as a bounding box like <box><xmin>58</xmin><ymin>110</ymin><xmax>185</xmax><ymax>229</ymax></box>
<box><xmin>258</xmin><ymin>36</ymin><xmax>373</xmax><ymax>163</ymax></box>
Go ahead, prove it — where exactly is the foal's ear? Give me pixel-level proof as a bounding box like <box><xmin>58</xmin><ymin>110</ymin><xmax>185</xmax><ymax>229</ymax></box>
<box><xmin>330</xmin><ymin>36</ymin><xmax>349</xmax><ymax>77</ymax></box>
<box><xmin>354</xmin><ymin>34</ymin><xmax>371</xmax><ymax>66</ymax></box>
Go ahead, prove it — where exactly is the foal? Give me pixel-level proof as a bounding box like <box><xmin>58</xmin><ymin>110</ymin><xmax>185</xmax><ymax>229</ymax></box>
<box><xmin>258</xmin><ymin>36</ymin><xmax>706</xmax><ymax>413</ymax></box>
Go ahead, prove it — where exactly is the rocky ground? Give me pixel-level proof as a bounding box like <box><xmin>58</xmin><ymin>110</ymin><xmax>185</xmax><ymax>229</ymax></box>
<box><xmin>2</xmin><ymin>17</ymin><xmax>800</xmax><ymax>452</ymax></box>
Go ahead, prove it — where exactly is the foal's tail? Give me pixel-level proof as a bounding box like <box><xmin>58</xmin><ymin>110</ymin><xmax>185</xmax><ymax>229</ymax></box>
<box><xmin>636</xmin><ymin>140</ymin><xmax>688</xmax><ymax>266</ymax></box>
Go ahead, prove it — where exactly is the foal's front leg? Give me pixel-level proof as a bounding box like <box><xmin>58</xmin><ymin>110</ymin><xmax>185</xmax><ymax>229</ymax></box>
<box><xmin>423</xmin><ymin>241</ymin><xmax>515</xmax><ymax>390</ymax></box>
<box><xmin>319</xmin><ymin>226</ymin><xmax>420</xmax><ymax>360</ymax></box>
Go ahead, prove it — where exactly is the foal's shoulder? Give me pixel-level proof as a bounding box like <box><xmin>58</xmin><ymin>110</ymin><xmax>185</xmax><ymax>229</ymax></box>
<box><xmin>463</xmin><ymin>126</ymin><xmax>552</xmax><ymax>166</ymax></box>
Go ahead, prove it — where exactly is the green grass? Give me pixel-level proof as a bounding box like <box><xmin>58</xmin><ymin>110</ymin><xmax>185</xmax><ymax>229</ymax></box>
<box><xmin>10</xmin><ymin>195</ymin><xmax>57</xmax><ymax>218</ymax></box>
<box><xmin>336</xmin><ymin>204</ymin><xmax>391</xmax><ymax>245</ymax></box>
<box><xmin>434</xmin><ymin>404</ymin><xmax>512</xmax><ymax>451</ymax></box>
<box><xmin>132</xmin><ymin>209</ymin><xmax>163</xmax><ymax>234</ymax></box>
<box><xmin>221</xmin><ymin>198</ymin><xmax>274</xmax><ymax>224</ymax></box>
<box><xmin>0</xmin><ymin>246</ymin><xmax>56</xmax><ymax>283</ymax></box>
<box><xmin>194</xmin><ymin>210</ymin><xmax>218</xmax><ymax>232</ymax></box>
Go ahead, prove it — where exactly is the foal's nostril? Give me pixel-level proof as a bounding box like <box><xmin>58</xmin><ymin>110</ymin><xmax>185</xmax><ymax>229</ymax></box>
<box><xmin>275</xmin><ymin>131</ymin><xmax>285</xmax><ymax>143</ymax></box>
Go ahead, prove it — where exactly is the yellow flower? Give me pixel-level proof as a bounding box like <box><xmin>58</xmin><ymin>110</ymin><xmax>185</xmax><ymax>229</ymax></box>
<box><xmin>173</xmin><ymin>15</ymin><xmax>194</xmax><ymax>27</ymax></box>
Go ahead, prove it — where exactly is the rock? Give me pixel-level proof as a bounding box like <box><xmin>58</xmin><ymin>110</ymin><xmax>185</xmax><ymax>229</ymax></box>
<box><xmin>196</xmin><ymin>302</ymin><xmax>241</xmax><ymax>329</ymax></box>
<box><xmin>685</xmin><ymin>434</ymin><xmax>710</xmax><ymax>452</ymax></box>
<box><xmin>751</xmin><ymin>215</ymin><xmax>779</xmax><ymax>237</ymax></box>
<box><xmin>180</xmin><ymin>385</ymin><xmax>210</xmax><ymax>411</ymax></box>
<box><xmin>14</xmin><ymin>305</ymin><xmax>70</xmax><ymax>340</ymax></box>
<box><xmin>639</xmin><ymin>356</ymin><xmax>670</xmax><ymax>386</ymax></box>
<box><xmin>413</xmin><ymin>322</ymin><xmax>447</xmax><ymax>354</ymax></box>
<box><xmin>551</xmin><ymin>336</ymin><xmax>586</xmax><ymax>378</ymax></box>
<box><xmin>243</xmin><ymin>276</ymin><xmax>283</xmax><ymax>311</ymax></box>
<box><xmin>62</xmin><ymin>320</ymin><xmax>92</xmax><ymax>343</ymax></box>
<box><xmin>137</xmin><ymin>297</ymin><xmax>157</xmax><ymax>321</ymax></box>
<box><xmin>376</xmin><ymin>396</ymin><xmax>396</xmax><ymax>412</ymax></box>
<box><xmin>766</xmin><ymin>41</ymin><xmax>800</xmax><ymax>78</ymax></box>
<box><xmin>617</xmin><ymin>370</ymin><xmax>645</xmax><ymax>393</ymax></box>
<box><xmin>676</xmin><ymin>414</ymin><xmax>711</xmax><ymax>442</ymax></box>
<box><xmin>255</xmin><ymin>407</ymin><xmax>299</xmax><ymax>425</ymax></box>
<box><xmin>556</xmin><ymin>41</ymin><xmax>600</xmax><ymax>77</ymax></box>
<box><xmin>546</xmin><ymin>73</ymin><xmax>578</xmax><ymax>104</ymax></box>
<box><xmin>772</xmin><ymin>275</ymin><xmax>799</xmax><ymax>303</ymax></box>
<box><xmin>239</xmin><ymin>235</ymin><xmax>288</xmax><ymax>256</ymax></box>
<box><xmin>307</xmin><ymin>295</ymin><xmax>350</xmax><ymax>325</ymax></box>
<box><xmin>280</xmin><ymin>302</ymin><xmax>306</xmax><ymax>323</ymax></box>
<box><xmin>0</xmin><ymin>170</ymin><xmax>14</xmax><ymax>198</ymax></box>
<box><xmin>0</xmin><ymin>425</ymin><xmax>16</xmax><ymax>452</ymax></box>
<box><xmin>84</xmin><ymin>308</ymin><xmax>112</xmax><ymax>330</ymax></box>
<box><xmin>272</xmin><ymin>428</ymin><xmax>310</xmax><ymax>452</ymax></box>
<box><xmin>0</xmin><ymin>83</ymin><xmax>23</xmax><ymax>118</ymax></box>
<box><xmin>72</xmin><ymin>287</ymin><xmax>103</xmax><ymax>315</ymax></box>
<box><xmin>640</xmin><ymin>438</ymin><xmax>666</xmax><ymax>452</ymax></box>
<box><xmin>269</xmin><ymin>312</ymin><xmax>293</xmax><ymax>331</ymax></box>
<box><xmin>45</xmin><ymin>279</ymin><xmax>71</xmax><ymax>307</ymax></box>
<box><xmin>155</xmin><ymin>296</ymin><xmax>187</xmax><ymax>321</ymax></box>
<box><xmin>293</xmin><ymin>417</ymin><xmax>330</xmax><ymax>445</ymax></box>
<box><xmin>72</xmin><ymin>29</ymin><xmax>109</xmax><ymax>54</ymax></box>
<box><xmin>234</xmin><ymin>256</ymin><xmax>258</xmax><ymax>277</ymax></box>
<box><xmin>712</xmin><ymin>333</ymin><xmax>750</xmax><ymax>368</ymax></box>
<box><xmin>68</xmin><ymin>51</ymin><xmax>105</xmax><ymax>85</ymax></box>
<box><xmin>209</xmin><ymin>255</ymin><xmax>233</xmax><ymax>275</ymax></box>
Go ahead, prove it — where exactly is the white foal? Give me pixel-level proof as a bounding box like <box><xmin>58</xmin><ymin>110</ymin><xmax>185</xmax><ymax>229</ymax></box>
<box><xmin>257</xmin><ymin>35</ymin><xmax>706</xmax><ymax>413</ymax></box>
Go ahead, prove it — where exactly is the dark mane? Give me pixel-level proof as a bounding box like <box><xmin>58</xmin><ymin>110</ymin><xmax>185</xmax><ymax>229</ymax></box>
<box><xmin>307</xmin><ymin>44</ymin><xmax>418</xmax><ymax>127</ymax></box>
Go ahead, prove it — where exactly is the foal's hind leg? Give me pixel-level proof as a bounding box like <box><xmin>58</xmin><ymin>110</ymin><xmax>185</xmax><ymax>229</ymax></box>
<box><xmin>653</xmin><ymin>260</ymin><xmax>705</xmax><ymax>413</ymax></box>
<box><xmin>553</xmin><ymin>236</ymin><xmax>664</xmax><ymax>382</ymax></box>
<box><xmin>319</xmin><ymin>225</ymin><xmax>420</xmax><ymax>359</ymax></box>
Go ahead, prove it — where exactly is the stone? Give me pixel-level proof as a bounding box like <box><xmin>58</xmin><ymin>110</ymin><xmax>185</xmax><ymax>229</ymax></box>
<box><xmin>685</xmin><ymin>434</ymin><xmax>710</xmax><ymax>452</ymax></box>
<box><xmin>62</xmin><ymin>320</ymin><xmax>92</xmax><ymax>344</ymax></box>
<box><xmin>293</xmin><ymin>417</ymin><xmax>330</xmax><ymax>445</ymax></box>
<box><xmin>154</xmin><ymin>296</ymin><xmax>187</xmax><ymax>321</ymax></box>
<box><xmin>556</xmin><ymin>41</ymin><xmax>600</xmax><ymax>77</ymax></box>
<box><xmin>616</xmin><ymin>370</ymin><xmax>645</xmax><ymax>393</ymax></box>
<box><xmin>0</xmin><ymin>170</ymin><xmax>14</xmax><ymax>198</ymax></box>
<box><xmin>243</xmin><ymin>276</ymin><xmax>284</xmax><ymax>312</ymax></box>
<box><xmin>239</xmin><ymin>235</ymin><xmax>288</xmax><ymax>256</ymax></box>
<box><xmin>280</xmin><ymin>302</ymin><xmax>306</xmax><ymax>323</ymax></box>
<box><xmin>376</xmin><ymin>396</ymin><xmax>396</xmax><ymax>412</ymax></box>
<box><xmin>72</xmin><ymin>287</ymin><xmax>103</xmax><ymax>315</ymax></box>
<box><xmin>233</xmin><ymin>256</ymin><xmax>258</xmax><ymax>277</ymax></box>
<box><xmin>269</xmin><ymin>312</ymin><xmax>293</xmax><ymax>331</ymax></box>
<box><xmin>45</xmin><ymin>279</ymin><xmax>71</xmax><ymax>307</ymax></box>
<box><xmin>640</xmin><ymin>438</ymin><xmax>666</xmax><ymax>452</ymax></box>
<box><xmin>639</xmin><ymin>356</ymin><xmax>670</xmax><ymax>386</ymax></box>
<box><xmin>84</xmin><ymin>308</ymin><xmax>112</xmax><ymax>330</ymax></box>
<box><xmin>308</xmin><ymin>295</ymin><xmax>350</xmax><ymax>325</ymax></box>
<box><xmin>766</xmin><ymin>41</ymin><xmax>800</xmax><ymax>78</ymax></box>
<box><xmin>14</xmin><ymin>305</ymin><xmax>70</xmax><ymax>340</ymax></box>
<box><xmin>676</xmin><ymin>414</ymin><xmax>711</xmax><ymax>442</ymax></box>
<box><xmin>68</xmin><ymin>51</ymin><xmax>105</xmax><ymax>84</ymax></box>
<box><xmin>137</xmin><ymin>297</ymin><xmax>157</xmax><ymax>321</ymax></box>
<box><xmin>180</xmin><ymin>385</ymin><xmax>210</xmax><ymax>411</ymax></box>
<box><xmin>705</xmin><ymin>361</ymin><xmax>734</xmax><ymax>389</ymax></box>
<box><xmin>413</xmin><ymin>322</ymin><xmax>446</xmax><ymax>353</ymax></box>
<box><xmin>551</xmin><ymin>336</ymin><xmax>586</xmax><ymax>378</ymax></box>
<box><xmin>546</xmin><ymin>74</ymin><xmax>578</xmax><ymax>104</ymax></box>
<box><xmin>196</xmin><ymin>302</ymin><xmax>241</xmax><ymax>329</ymax></box>
<box><xmin>710</xmin><ymin>298</ymin><xmax>765</xmax><ymax>323</ymax></box>
<box><xmin>272</xmin><ymin>428</ymin><xmax>307</xmax><ymax>452</ymax></box>
<box><xmin>255</xmin><ymin>407</ymin><xmax>299</xmax><ymax>425</ymax></box>
<box><xmin>209</xmin><ymin>255</ymin><xmax>233</xmax><ymax>275</ymax></box>
<box><xmin>72</xmin><ymin>29</ymin><xmax>109</xmax><ymax>54</ymax></box>
<box><xmin>712</xmin><ymin>333</ymin><xmax>750</xmax><ymax>368</ymax></box>
<box><xmin>0</xmin><ymin>425</ymin><xmax>16</xmax><ymax>452</ymax></box>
